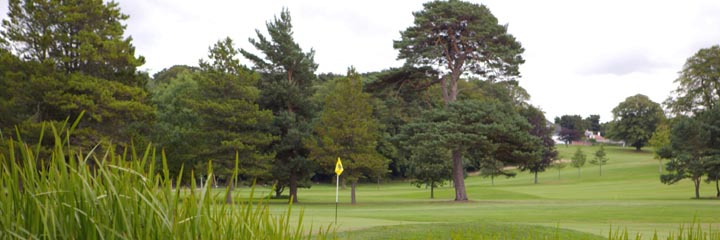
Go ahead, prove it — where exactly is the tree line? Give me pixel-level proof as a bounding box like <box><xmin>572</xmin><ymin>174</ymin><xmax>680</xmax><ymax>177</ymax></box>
<box><xmin>2</xmin><ymin>0</ymin><xmax>717</xmax><ymax>202</ymax></box>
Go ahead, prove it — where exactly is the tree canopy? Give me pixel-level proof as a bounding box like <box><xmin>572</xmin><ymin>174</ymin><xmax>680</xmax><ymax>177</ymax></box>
<box><xmin>608</xmin><ymin>94</ymin><xmax>664</xmax><ymax>151</ymax></box>
<box><xmin>394</xmin><ymin>0</ymin><xmax>525</xmax><ymax>201</ymax></box>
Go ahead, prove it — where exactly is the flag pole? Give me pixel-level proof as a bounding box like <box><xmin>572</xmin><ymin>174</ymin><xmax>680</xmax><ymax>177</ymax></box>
<box><xmin>335</xmin><ymin>174</ymin><xmax>339</xmax><ymax>224</ymax></box>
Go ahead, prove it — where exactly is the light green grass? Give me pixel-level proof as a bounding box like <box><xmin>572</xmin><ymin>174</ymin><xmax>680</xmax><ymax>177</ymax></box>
<box><xmin>220</xmin><ymin>145</ymin><xmax>719</xmax><ymax>239</ymax></box>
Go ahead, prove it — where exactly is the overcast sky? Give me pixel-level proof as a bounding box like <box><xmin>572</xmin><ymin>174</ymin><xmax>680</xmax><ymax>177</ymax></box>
<box><xmin>3</xmin><ymin>1</ymin><xmax>720</xmax><ymax>122</ymax></box>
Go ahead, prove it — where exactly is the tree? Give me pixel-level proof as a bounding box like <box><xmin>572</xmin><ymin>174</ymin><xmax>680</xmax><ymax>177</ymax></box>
<box><xmin>477</xmin><ymin>157</ymin><xmax>513</xmax><ymax>186</ymax></box>
<box><xmin>661</xmin><ymin>116</ymin><xmax>708</xmax><ymax>199</ymax></box>
<box><xmin>1</xmin><ymin>0</ymin><xmax>153</xmax><ymax>150</ymax></box>
<box><xmin>407</xmin><ymin>145</ymin><xmax>452</xmax><ymax>199</ymax></box>
<box><xmin>308</xmin><ymin>69</ymin><xmax>387</xmax><ymax>205</ymax></box>
<box><xmin>555</xmin><ymin>115</ymin><xmax>587</xmax><ymax>145</ymax></box>
<box><xmin>193</xmin><ymin>38</ymin><xmax>275</xmax><ymax>189</ymax></box>
<box><xmin>240</xmin><ymin>8</ymin><xmax>318</xmax><ymax>203</ymax></box>
<box><xmin>571</xmin><ymin>147</ymin><xmax>587</xmax><ymax>177</ymax></box>
<box><xmin>2</xmin><ymin>0</ymin><xmax>145</xmax><ymax>84</ymax></box>
<box><xmin>585</xmin><ymin>115</ymin><xmax>601</xmax><ymax>133</ymax></box>
<box><xmin>399</xmin><ymin>99</ymin><xmax>541</xmax><ymax>200</ymax></box>
<box><xmin>394</xmin><ymin>0</ymin><xmax>524</xmax><ymax>201</ymax></box>
<box><xmin>551</xmin><ymin>161</ymin><xmax>567</xmax><ymax>180</ymax></box>
<box><xmin>518</xmin><ymin>105</ymin><xmax>557</xmax><ymax>184</ymax></box>
<box><xmin>608</xmin><ymin>94</ymin><xmax>664</xmax><ymax>151</ymax></box>
<box><xmin>148</xmin><ymin>69</ymin><xmax>202</xmax><ymax>182</ymax></box>
<box><xmin>590</xmin><ymin>145</ymin><xmax>609</xmax><ymax>176</ymax></box>
<box><xmin>649</xmin><ymin>123</ymin><xmax>671</xmax><ymax>173</ymax></box>
<box><xmin>665</xmin><ymin>45</ymin><xmax>720</xmax><ymax>115</ymax></box>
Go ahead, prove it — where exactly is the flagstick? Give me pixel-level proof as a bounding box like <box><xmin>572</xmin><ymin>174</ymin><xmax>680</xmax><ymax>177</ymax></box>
<box><xmin>335</xmin><ymin>174</ymin><xmax>339</xmax><ymax>224</ymax></box>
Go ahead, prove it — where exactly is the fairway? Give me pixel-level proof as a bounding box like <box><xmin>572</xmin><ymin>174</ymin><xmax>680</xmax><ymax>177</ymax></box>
<box><xmin>230</xmin><ymin>146</ymin><xmax>720</xmax><ymax>239</ymax></box>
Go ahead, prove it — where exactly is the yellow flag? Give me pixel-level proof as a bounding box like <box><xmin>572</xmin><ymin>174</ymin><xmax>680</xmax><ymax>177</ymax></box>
<box><xmin>335</xmin><ymin>157</ymin><xmax>344</xmax><ymax>175</ymax></box>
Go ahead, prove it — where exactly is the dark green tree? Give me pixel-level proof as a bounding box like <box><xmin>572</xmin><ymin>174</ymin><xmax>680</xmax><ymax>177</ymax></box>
<box><xmin>193</xmin><ymin>38</ymin><xmax>275</xmax><ymax>187</ymax></box>
<box><xmin>240</xmin><ymin>8</ymin><xmax>318</xmax><ymax>203</ymax></box>
<box><xmin>555</xmin><ymin>115</ymin><xmax>587</xmax><ymax>145</ymax></box>
<box><xmin>649</xmin><ymin>123</ymin><xmax>671</xmax><ymax>173</ymax></box>
<box><xmin>407</xmin><ymin>145</ymin><xmax>452</xmax><ymax>199</ymax></box>
<box><xmin>1</xmin><ymin>0</ymin><xmax>153</xmax><ymax>150</ymax></box>
<box><xmin>585</xmin><ymin>115</ymin><xmax>601</xmax><ymax>133</ymax></box>
<box><xmin>661</xmin><ymin>116</ymin><xmax>708</xmax><ymax>199</ymax></box>
<box><xmin>519</xmin><ymin>105</ymin><xmax>557</xmax><ymax>184</ymax></box>
<box><xmin>570</xmin><ymin>147</ymin><xmax>587</xmax><ymax>177</ymax></box>
<box><xmin>665</xmin><ymin>45</ymin><xmax>720</xmax><ymax>115</ymax></box>
<box><xmin>590</xmin><ymin>145</ymin><xmax>609</xmax><ymax>176</ymax></box>
<box><xmin>608</xmin><ymin>94</ymin><xmax>664</xmax><ymax>151</ymax></box>
<box><xmin>394</xmin><ymin>0</ymin><xmax>524</xmax><ymax>201</ymax></box>
<box><xmin>308</xmin><ymin>69</ymin><xmax>387</xmax><ymax>205</ymax></box>
<box><xmin>399</xmin><ymin>99</ymin><xmax>541</xmax><ymax>200</ymax></box>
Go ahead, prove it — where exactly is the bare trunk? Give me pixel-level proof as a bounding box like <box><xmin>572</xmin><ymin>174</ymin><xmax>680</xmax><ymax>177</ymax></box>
<box><xmin>694</xmin><ymin>178</ymin><xmax>700</xmax><ymax>199</ymax></box>
<box><xmin>350</xmin><ymin>181</ymin><xmax>357</xmax><ymax>204</ymax></box>
<box><xmin>452</xmin><ymin>149</ymin><xmax>468</xmax><ymax>201</ymax></box>
<box><xmin>658</xmin><ymin>159</ymin><xmax>663</xmax><ymax>174</ymax></box>
<box><xmin>716</xmin><ymin>179</ymin><xmax>719</xmax><ymax>198</ymax></box>
<box><xmin>289</xmin><ymin>171</ymin><xmax>298</xmax><ymax>204</ymax></box>
<box><xmin>534</xmin><ymin>172</ymin><xmax>538</xmax><ymax>184</ymax></box>
<box><xmin>599</xmin><ymin>165</ymin><xmax>603</xmax><ymax>176</ymax></box>
<box><xmin>430</xmin><ymin>184</ymin><xmax>435</xmax><ymax>199</ymax></box>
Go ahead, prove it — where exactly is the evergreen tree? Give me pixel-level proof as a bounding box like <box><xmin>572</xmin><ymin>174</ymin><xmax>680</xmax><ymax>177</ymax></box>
<box><xmin>518</xmin><ymin>105</ymin><xmax>558</xmax><ymax>184</ymax></box>
<box><xmin>193</xmin><ymin>38</ymin><xmax>275</xmax><ymax>185</ymax></box>
<box><xmin>1</xmin><ymin>0</ymin><xmax>153</xmax><ymax>149</ymax></box>
<box><xmin>308</xmin><ymin>68</ymin><xmax>387</xmax><ymax>205</ymax></box>
<box><xmin>394</xmin><ymin>0</ymin><xmax>524</xmax><ymax>201</ymax></box>
<box><xmin>240</xmin><ymin>8</ymin><xmax>318</xmax><ymax>203</ymax></box>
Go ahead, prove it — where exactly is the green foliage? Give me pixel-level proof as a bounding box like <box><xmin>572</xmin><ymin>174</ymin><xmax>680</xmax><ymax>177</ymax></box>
<box><xmin>191</xmin><ymin>38</ymin><xmax>275</xmax><ymax>181</ymax></box>
<box><xmin>0</xmin><ymin>0</ymin><xmax>154</xmax><ymax>151</ymax></box>
<box><xmin>1</xmin><ymin>0</ymin><xmax>145</xmax><ymax>84</ymax></box>
<box><xmin>407</xmin><ymin>144</ymin><xmax>452</xmax><ymax>198</ymax></box>
<box><xmin>240</xmin><ymin>8</ymin><xmax>318</xmax><ymax>203</ymax></box>
<box><xmin>0</xmin><ymin>122</ymin><xmax>331</xmax><ymax>239</ymax></box>
<box><xmin>518</xmin><ymin>105</ymin><xmax>558</xmax><ymax>184</ymax></box>
<box><xmin>399</xmin><ymin>99</ymin><xmax>542</xmax><ymax>198</ymax></box>
<box><xmin>308</xmin><ymin>69</ymin><xmax>387</xmax><ymax>204</ymax></box>
<box><xmin>665</xmin><ymin>45</ymin><xmax>720</xmax><ymax>115</ymax></box>
<box><xmin>556</xmin><ymin>115</ymin><xmax>587</xmax><ymax>144</ymax></box>
<box><xmin>394</xmin><ymin>0</ymin><xmax>524</xmax><ymax>86</ymax></box>
<box><xmin>571</xmin><ymin>147</ymin><xmax>587</xmax><ymax>177</ymax></box>
<box><xmin>590</xmin><ymin>145</ymin><xmax>610</xmax><ymax>176</ymax></box>
<box><xmin>608</xmin><ymin>94</ymin><xmax>664</xmax><ymax>151</ymax></box>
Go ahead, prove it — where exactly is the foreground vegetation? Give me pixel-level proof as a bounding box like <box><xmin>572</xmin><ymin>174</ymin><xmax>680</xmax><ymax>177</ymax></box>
<box><xmin>0</xmin><ymin>122</ymin><xmax>332</xmax><ymax>239</ymax></box>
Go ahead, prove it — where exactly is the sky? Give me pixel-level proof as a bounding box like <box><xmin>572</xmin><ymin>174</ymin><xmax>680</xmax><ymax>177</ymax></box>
<box><xmin>2</xmin><ymin>0</ymin><xmax>720</xmax><ymax>122</ymax></box>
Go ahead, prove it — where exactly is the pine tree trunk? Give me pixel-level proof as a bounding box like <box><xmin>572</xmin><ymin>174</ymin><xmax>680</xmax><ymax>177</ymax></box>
<box><xmin>694</xmin><ymin>178</ymin><xmax>700</xmax><ymax>199</ymax></box>
<box><xmin>534</xmin><ymin>171</ymin><xmax>538</xmax><ymax>184</ymax></box>
<box><xmin>599</xmin><ymin>165</ymin><xmax>603</xmax><ymax>176</ymax></box>
<box><xmin>289</xmin><ymin>171</ymin><xmax>298</xmax><ymax>203</ymax></box>
<box><xmin>351</xmin><ymin>181</ymin><xmax>357</xmax><ymax>204</ymax></box>
<box><xmin>452</xmin><ymin>149</ymin><xmax>468</xmax><ymax>201</ymax></box>
<box><xmin>716</xmin><ymin>179</ymin><xmax>719</xmax><ymax>198</ymax></box>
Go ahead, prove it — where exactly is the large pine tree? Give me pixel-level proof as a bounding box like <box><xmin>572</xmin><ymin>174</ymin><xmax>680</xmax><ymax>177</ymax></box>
<box><xmin>240</xmin><ymin>8</ymin><xmax>318</xmax><ymax>203</ymax></box>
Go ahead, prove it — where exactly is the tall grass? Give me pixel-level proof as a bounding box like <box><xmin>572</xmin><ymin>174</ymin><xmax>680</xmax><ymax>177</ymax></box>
<box><xmin>0</xmin><ymin>119</ymin><xmax>333</xmax><ymax>239</ymax></box>
<box><xmin>608</xmin><ymin>223</ymin><xmax>719</xmax><ymax>240</ymax></box>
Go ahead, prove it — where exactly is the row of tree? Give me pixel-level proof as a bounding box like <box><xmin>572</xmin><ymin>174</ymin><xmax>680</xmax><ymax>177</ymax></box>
<box><xmin>554</xmin><ymin>45</ymin><xmax>720</xmax><ymax>199</ymax></box>
<box><xmin>1</xmin><ymin>0</ymin><xmax>559</xmax><ymax>203</ymax></box>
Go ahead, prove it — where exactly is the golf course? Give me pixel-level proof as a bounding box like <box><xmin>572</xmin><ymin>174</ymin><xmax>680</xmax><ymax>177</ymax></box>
<box><xmin>233</xmin><ymin>145</ymin><xmax>720</xmax><ymax>239</ymax></box>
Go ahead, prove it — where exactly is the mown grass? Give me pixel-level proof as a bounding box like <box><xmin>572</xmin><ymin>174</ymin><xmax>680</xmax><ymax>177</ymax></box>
<box><xmin>0</xmin><ymin>119</ymin><xmax>332</xmax><ymax>239</ymax></box>
<box><xmin>216</xmin><ymin>144</ymin><xmax>719</xmax><ymax>239</ymax></box>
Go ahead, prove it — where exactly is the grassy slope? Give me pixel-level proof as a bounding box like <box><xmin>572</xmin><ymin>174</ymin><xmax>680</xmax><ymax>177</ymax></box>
<box><xmin>228</xmin><ymin>146</ymin><xmax>719</xmax><ymax>239</ymax></box>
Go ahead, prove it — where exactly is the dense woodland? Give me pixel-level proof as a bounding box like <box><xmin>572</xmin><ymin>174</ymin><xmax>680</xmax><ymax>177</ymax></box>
<box><xmin>1</xmin><ymin>0</ymin><xmax>719</xmax><ymax>203</ymax></box>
